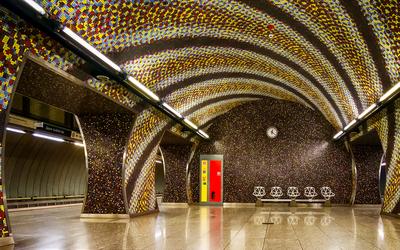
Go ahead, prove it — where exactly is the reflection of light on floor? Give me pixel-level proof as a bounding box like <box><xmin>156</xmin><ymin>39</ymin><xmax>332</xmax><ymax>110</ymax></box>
<box><xmin>199</xmin><ymin>207</ymin><xmax>209</xmax><ymax>248</ymax></box>
<box><xmin>304</xmin><ymin>215</ymin><xmax>317</xmax><ymax>225</ymax></box>
<box><xmin>269</xmin><ymin>215</ymin><xmax>282</xmax><ymax>224</ymax></box>
<box><xmin>287</xmin><ymin>215</ymin><xmax>299</xmax><ymax>225</ymax></box>
<box><xmin>378</xmin><ymin>218</ymin><xmax>385</xmax><ymax>240</ymax></box>
<box><xmin>155</xmin><ymin>230</ymin><xmax>162</xmax><ymax>239</ymax></box>
<box><xmin>320</xmin><ymin>215</ymin><xmax>334</xmax><ymax>226</ymax></box>
<box><xmin>253</xmin><ymin>215</ymin><xmax>267</xmax><ymax>224</ymax></box>
<box><xmin>257</xmin><ymin>211</ymin><xmax>334</xmax><ymax>226</ymax></box>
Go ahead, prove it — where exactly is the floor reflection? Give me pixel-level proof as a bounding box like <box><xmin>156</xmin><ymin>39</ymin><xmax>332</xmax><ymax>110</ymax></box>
<box><xmin>3</xmin><ymin>204</ymin><xmax>400</xmax><ymax>249</ymax></box>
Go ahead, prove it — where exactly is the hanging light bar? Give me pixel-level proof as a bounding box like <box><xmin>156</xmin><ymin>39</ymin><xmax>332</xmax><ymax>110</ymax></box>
<box><xmin>333</xmin><ymin>81</ymin><xmax>400</xmax><ymax>141</ymax></box>
<box><xmin>333</xmin><ymin>131</ymin><xmax>344</xmax><ymax>140</ymax></box>
<box><xmin>33</xmin><ymin>133</ymin><xmax>64</xmax><ymax>142</ymax></box>
<box><xmin>3</xmin><ymin>0</ymin><xmax>210</xmax><ymax>140</ymax></box>
<box><xmin>62</xmin><ymin>27</ymin><xmax>122</xmax><ymax>73</ymax></box>
<box><xmin>161</xmin><ymin>102</ymin><xmax>183</xmax><ymax>118</ymax></box>
<box><xmin>379</xmin><ymin>81</ymin><xmax>400</xmax><ymax>103</ymax></box>
<box><xmin>6</xmin><ymin>127</ymin><xmax>26</xmax><ymax>134</ymax></box>
<box><xmin>22</xmin><ymin>0</ymin><xmax>46</xmax><ymax>15</ymax></box>
<box><xmin>357</xmin><ymin>103</ymin><xmax>378</xmax><ymax>120</ymax></box>
<box><xmin>343</xmin><ymin>119</ymin><xmax>358</xmax><ymax>131</ymax></box>
<box><xmin>198</xmin><ymin>130</ymin><xmax>210</xmax><ymax>139</ymax></box>
<box><xmin>126</xmin><ymin>76</ymin><xmax>160</xmax><ymax>103</ymax></box>
<box><xmin>183</xmin><ymin>118</ymin><xmax>198</xmax><ymax>130</ymax></box>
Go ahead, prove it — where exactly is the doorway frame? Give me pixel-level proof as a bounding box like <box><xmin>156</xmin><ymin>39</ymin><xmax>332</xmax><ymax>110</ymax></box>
<box><xmin>199</xmin><ymin>154</ymin><xmax>223</xmax><ymax>205</ymax></box>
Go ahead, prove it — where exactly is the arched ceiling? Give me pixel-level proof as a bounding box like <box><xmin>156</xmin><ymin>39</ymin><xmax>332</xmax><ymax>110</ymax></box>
<box><xmin>36</xmin><ymin>0</ymin><xmax>399</xmax><ymax>131</ymax></box>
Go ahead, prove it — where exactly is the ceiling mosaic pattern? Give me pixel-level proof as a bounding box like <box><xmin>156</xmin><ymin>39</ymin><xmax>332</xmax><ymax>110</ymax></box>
<box><xmin>185</xmin><ymin>98</ymin><xmax>259</xmax><ymax>129</ymax></box>
<box><xmin>33</xmin><ymin>0</ymin><xmax>398</xmax><ymax>128</ymax></box>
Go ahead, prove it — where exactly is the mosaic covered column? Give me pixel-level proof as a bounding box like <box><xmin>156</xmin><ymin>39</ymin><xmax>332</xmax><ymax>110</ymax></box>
<box><xmin>381</xmin><ymin>101</ymin><xmax>400</xmax><ymax>214</ymax></box>
<box><xmin>161</xmin><ymin>144</ymin><xmax>193</xmax><ymax>203</ymax></box>
<box><xmin>79</xmin><ymin>113</ymin><xmax>135</xmax><ymax>215</ymax></box>
<box><xmin>0</xmin><ymin>112</ymin><xmax>14</xmax><ymax>246</ymax></box>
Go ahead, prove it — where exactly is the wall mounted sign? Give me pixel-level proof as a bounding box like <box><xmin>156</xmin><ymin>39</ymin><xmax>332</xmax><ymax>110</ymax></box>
<box><xmin>38</xmin><ymin>123</ymin><xmax>72</xmax><ymax>137</ymax></box>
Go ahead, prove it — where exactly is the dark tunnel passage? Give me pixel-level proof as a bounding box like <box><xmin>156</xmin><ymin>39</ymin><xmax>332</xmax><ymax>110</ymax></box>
<box><xmin>4</xmin><ymin>126</ymin><xmax>86</xmax><ymax>207</ymax></box>
<box><xmin>4</xmin><ymin>94</ymin><xmax>87</xmax><ymax>208</ymax></box>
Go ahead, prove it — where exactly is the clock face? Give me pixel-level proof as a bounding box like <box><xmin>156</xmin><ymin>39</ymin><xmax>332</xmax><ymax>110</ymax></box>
<box><xmin>267</xmin><ymin>127</ymin><xmax>278</xmax><ymax>138</ymax></box>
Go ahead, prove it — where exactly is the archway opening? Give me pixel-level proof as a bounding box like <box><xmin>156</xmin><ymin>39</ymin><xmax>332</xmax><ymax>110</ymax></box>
<box><xmin>156</xmin><ymin>131</ymin><xmax>194</xmax><ymax>206</ymax></box>
<box><xmin>4</xmin><ymin>93</ymin><xmax>87</xmax><ymax>209</ymax></box>
<box><xmin>351</xmin><ymin>129</ymin><xmax>385</xmax><ymax>205</ymax></box>
<box><xmin>155</xmin><ymin>147</ymin><xmax>165</xmax><ymax>206</ymax></box>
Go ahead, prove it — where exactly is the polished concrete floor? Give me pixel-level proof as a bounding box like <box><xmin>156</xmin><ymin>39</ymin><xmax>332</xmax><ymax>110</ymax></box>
<box><xmin>2</xmin><ymin>204</ymin><xmax>400</xmax><ymax>250</ymax></box>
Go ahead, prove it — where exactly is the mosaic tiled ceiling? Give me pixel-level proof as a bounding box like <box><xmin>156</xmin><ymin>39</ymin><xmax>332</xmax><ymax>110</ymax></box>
<box><xmin>0</xmin><ymin>0</ymin><xmax>400</xmax><ymax>216</ymax></box>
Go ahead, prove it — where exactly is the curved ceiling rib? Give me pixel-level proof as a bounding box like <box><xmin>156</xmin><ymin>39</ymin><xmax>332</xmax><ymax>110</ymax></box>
<box><xmin>240</xmin><ymin>0</ymin><xmax>376</xmax><ymax>109</ymax></box>
<box><xmin>184</xmin><ymin>97</ymin><xmax>262</xmax><ymax>129</ymax></box>
<box><xmin>122</xmin><ymin>46</ymin><xmax>342</xmax><ymax>126</ymax></box>
<box><xmin>35</xmin><ymin>1</ymin><xmax>363</xmax><ymax>125</ymax></box>
<box><xmin>157</xmin><ymin>72</ymin><xmax>316</xmax><ymax>109</ymax></box>
<box><xmin>113</xmin><ymin>38</ymin><xmax>349</xmax><ymax>123</ymax></box>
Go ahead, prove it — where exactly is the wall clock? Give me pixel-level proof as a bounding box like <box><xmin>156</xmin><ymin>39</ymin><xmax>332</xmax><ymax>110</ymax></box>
<box><xmin>267</xmin><ymin>126</ymin><xmax>278</xmax><ymax>138</ymax></box>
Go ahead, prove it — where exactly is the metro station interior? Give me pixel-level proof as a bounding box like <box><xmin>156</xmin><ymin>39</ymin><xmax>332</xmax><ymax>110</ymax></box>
<box><xmin>0</xmin><ymin>0</ymin><xmax>400</xmax><ymax>249</ymax></box>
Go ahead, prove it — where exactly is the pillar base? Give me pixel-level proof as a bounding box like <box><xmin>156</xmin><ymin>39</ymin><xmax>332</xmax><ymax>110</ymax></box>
<box><xmin>289</xmin><ymin>200</ymin><xmax>297</xmax><ymax>207</ymax></box>
<box><xmin>80</xmin><ymin>213</ymin><xmax>129</xmax><ymax>219</ymax></box>
<box><xmin>0</xmin><ymin>236</ymin><xmax>14</xmax><ymax>247</ymax></box>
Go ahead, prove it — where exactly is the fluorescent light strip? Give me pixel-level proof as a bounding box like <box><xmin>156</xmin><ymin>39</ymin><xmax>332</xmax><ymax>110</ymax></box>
<box><xmin>127</xmin><ymin>76</ymin><xmax>160</xmax><ymax>103</ymax></box>
<box><xmin>379</xmin><ymin>81</ymin><xmax>400</xmax><ymax>103</ymax></box>
<box><xmin>74</xmin><ymin>142</ymin><xmax>84</xmax><ymax>147</ymax></box>
<box><xmin>198</xmin><ymin>130</ymin><xmax>210</xmax><ymax>139</ymax></box>
<box><xmin>344</xmin><ymin>119</ymin><xmax>358</xmax><ymax>131</ymax></box>
<box><xmin>62</xmin><ymin>27</ymin><xmax>122</xmax><ymax>73</ymax></box>
<box><xmin>22</xmin><ymin>0</ymin><xmax>46</xmax><ymax>15</ymax></box>
<box><xmin>183</xmin><ymin>118</ymin><xmax>198</xmax><ymax>130</ymax></box>
<box><xmin>161</xmin><ymin>102</ymin><xmax>183</xmax><ymax>118</ymax></box>
<box><xmin>33</xmin><ymin>133</ymin><xmax>64</xmax><ymax>142</ymax></box>
<box><xmin>6</xmin><ymin>127</ymin><xmax>26</xmax><ymax>134</ymax></box>
<box><xmin>333</xmin><ymin>131</ymin><xmax>344</xmax><ymax>140</ymax></box>
<box><xmin>358</xmin><ymin>103</ymin><xmax>378</xmax><ymax>120</ymax></box>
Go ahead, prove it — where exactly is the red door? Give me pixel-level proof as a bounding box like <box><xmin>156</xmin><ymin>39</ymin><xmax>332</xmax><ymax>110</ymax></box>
<box><xmin>209</xmin><ymin>160</ymin><xmax>222</xmax><ymax>202</ymax></box>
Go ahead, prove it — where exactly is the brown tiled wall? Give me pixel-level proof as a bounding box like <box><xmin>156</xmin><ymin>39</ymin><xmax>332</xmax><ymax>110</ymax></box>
<box><xmin>352</xmin><ymin>145</ymin><xmax>383</xmax><ymax>204</ymax></box>
<box><xmin>79</xmin><ymin>113</ymin><xmax>134</xmax><ymax>214</ymax></box>
<box><xmin>189</xmin><ymin>99</ymin><xmax>353</xmax><ymax>203</ymax></box>
<box><xmin>161</xmin><ymin>144</ymin><xmax>193</xmax><ymax>203</ymax></box>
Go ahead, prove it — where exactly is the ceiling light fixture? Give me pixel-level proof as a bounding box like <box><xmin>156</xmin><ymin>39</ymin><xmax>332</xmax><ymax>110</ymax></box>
<box><xmin>358</xmin><ymin>103</ymin><xmax>378</xmax><ymax>120</ymax></box>
<box><xmin>22</xmin><ymin>0</ymin><xmax>46</xmax><ymax>15</ymax></box>
<box><xmin>343</xmin><ymin>119</ymin><xmax>358</xmax><ymax>131</ymax></box>
<box><xmin>183</xmin><ymin>118</ymin><xmax>198</xmax><ymax>130</ymax></box>
<box><xmin>6</xmin><ymin>127</ymin><xmax>26</xmax><ymax>134</ymax></box>
<box><xmin>379</xmin><ymin>81</ymin><xmax>400</xmax><ymax>103</ymax></box>
<box><xmin>333</xmin><ymin>131</ymin><xmax>344</xmax><ymax>140</ymax></box>
<box><xmin>334</xmin><ymin>81</ymin><xmax>400</xmax><ymax>140</ymax></box>
<box><xmin>62</xmin><ymin>27</ymin><xmax>122</xmax><ymax>73</ymax></box>
<box><xmin>33</xmin><ymin>133</ymin><xmax>64</xmax><ymax>142</ymax></box>
<box><xmin>198</xmin><ymin>130</ymin><xmax>210</xmax><ymax>139</ymax></box>
<box><xmin>161</xmin><ymin>102</ymin><xmax>183</xmax><ymax>119</ymax></box>
<box><xmin>126</xmin><ymin>76</ymin><xmax>160</xmax><ymax>103</ymax></box>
